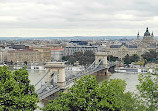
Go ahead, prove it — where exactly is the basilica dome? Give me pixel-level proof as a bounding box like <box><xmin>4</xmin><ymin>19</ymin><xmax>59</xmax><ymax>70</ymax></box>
<box><xmin>144</xmin><ymin>27</ymin><xmax>150</xmax><ymax>36</ymax></box>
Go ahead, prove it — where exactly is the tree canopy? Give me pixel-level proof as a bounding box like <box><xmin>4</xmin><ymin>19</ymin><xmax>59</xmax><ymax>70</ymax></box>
<box><xmin>141</xmin><ymin>50</ymin><xmax>158</xmax><ymax>63</ymax></box>
<box><xmin>0</xmin><ymin>66</ymin><xmax>39</xmax><ymax>110</ymax></box>
<box><xmin>107</xmin><ymin>55</ymin><xmax>119</xmax><ymax>62</ymax></box>
<box><xmin>43</xmin><ymin>75</ymin><xmax>145</xmax><ymax>111</ymax></box>
<box><xmin>62</xmin><ymin>51</ymin><xmax>95</xmax><ymax>66</ymax></box>
<box><xmin>137</xmin><ymin>73</ymin><xmax>158</xmax><ymax>111</ymax></box>
<box><xmin>123</xmin><ymin>54</ymin><xmax>140</xmax><ymax>66</ymax></box>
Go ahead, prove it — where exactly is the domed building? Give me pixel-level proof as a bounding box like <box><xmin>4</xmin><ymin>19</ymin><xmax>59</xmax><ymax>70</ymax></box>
<box><xmin>142</xmin><ymin>27</ymin><xmax>154</xmax><ymax>44</ymax></box>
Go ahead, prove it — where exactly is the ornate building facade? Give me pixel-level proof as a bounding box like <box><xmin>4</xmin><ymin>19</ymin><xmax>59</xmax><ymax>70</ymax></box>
<box><xmin>105</xmin><ymin>27</ymin><xmax>156</xmax><ymax>60</ymax></box>
<box><xmin>142</xmin><ymin>27</ymin><xmax>154</xmax><ymax>44</ymax></box>
<box><xmin>7</xmin><ymin>50</ymin><xmax>41</xmax><ymax>64</ymax></box>
<box><xmin>106</xmin><ymin>43</ymin><xmax>142</xmax><ymax>60</ymax></box>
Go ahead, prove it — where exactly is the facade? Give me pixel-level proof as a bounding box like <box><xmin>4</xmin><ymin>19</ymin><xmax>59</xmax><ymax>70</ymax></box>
<box><xmin>105</xmin><ymin>27</ymin><xmax>156</xmax><ymax>60</ymax></box>
<box><xmin>0</xmin><ymin>47</ymin><xmax>15</xmax><ymax>64</ymax></box>
<box><xmin>136</xmin><ymin>32</ymin><xmax>141</xmax><ymax>44</ymax></box>
<box><xmin>142</xmin><ymin>27</ymin><xmax>154</xmax><ymax>44</ymax></box>
<box><xmin>106</xmin><ymin>43</ymin><xmax>142</xmax><ymax>60</ymax></box>
<box><xmin>7</xmin><ymin>50</ymin><xmax>41</xmax><ymax>64</ymax></box>
<box><xmin>33</xmin><ymin>47</ymin><xmax>51</xmax><ymax>62</ymax></box>
<box><xmin>64</xmin><ymin>45</ymin><xmax>98</xmax><ymax>56</ymax></box>
<box><xmin>0</xmin><ymin>51</ymin><xmax>5</xmax><ymax>64</ymax></box>
<box><xmin>51</xmin><ymin>48</ymin><xmax>64</xmax><ymax>61</ymax></box>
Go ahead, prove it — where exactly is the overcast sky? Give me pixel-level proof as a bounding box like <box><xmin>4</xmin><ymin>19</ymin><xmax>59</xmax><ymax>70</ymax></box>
<box><xmin>0</xmin><ymin>0</ymin><xmax>158</xmax><ymax>37</ymax></box>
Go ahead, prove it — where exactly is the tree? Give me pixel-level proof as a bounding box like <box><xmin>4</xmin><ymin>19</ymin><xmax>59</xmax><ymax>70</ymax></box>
<box><xmin>24</xmin><ymin>61</ymin><xmax>27</xmax><ymax>65</ymax></box>
<box><xmin>137</xmin><ymin>73</ymin><xmax>158</xmax><ymax>111</ymax></box>
<box><xmin>79</xmin><ymin>51</ymin><xmax>95</xmax><ymax>66</ymax></box>
<box><xmin>43</xmin><ymin>75</ymin><xmax>145</xmax><ymax>111</ymax></box>
<box><xmin>62</xmin><ymin>51</ymin><xmax>95</xmax><ymax>66</ymax></box>
<box><xmin>73</xmin><ymin>52</ymin><xmax>84</xmax><ymax>61</ymax></box>
<box><xmin>130</xmin><ymin>54</ymin><xmax>139</xmax><ymax>62</ymax></box>
<box><xmin>123</xmin><ymin>54</ymin><xmax>131</xmax><ymax>66</ymax></box>
<box><xmin>0</xmin><ymin>66</ymin><xmax>39</xmax><ymax>110</ymax></box>
<box><xmin>107</xmin><ymin>55</ymin><xmax>119</xmax><ymax>62</ymax></box>
<box><xmin>141</xmin><ymin>50</ymin><xmax>158</xmax><ymax>63</ymax></box>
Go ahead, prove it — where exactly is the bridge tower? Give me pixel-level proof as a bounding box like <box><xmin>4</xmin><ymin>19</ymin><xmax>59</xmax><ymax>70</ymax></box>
<box><xmin>95</xmin><ymin>52</ymin><xmax>107</xmax><ymax>65</ymax></box>
<box><xmin>95</xmin><ymin>52</ymin><xmax>108</xmax><ymax>75</ymax></box>
<box><xmin>45</xmin><ymin>62</ymin><xmax>66</xmax><ymax>88</ymax></box>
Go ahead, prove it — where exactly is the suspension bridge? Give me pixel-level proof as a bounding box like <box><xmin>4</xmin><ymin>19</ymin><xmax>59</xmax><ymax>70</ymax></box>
<box><xmin>34</xmin><ymin>52</ymin><xmax>115</xmax><ymax>100</ymax></box>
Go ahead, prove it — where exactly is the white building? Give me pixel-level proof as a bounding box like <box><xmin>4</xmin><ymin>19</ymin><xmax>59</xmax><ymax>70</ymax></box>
<box><xmin>64</xmin><ymin>45</ymin><xmax>98</xmax><ymax>56</ymax></box>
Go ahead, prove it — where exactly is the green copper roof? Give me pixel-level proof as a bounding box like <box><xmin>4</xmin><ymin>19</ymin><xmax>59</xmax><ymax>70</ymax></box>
<box><xmin>144</xmin><ymin>27</ymin><xmax>150</xmax><ymax>36</ymax></box>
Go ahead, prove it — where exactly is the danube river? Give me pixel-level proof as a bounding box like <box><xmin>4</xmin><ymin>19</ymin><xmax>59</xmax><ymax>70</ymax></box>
<box><xmin>28</xmin><ymin>70</ymin><xmax>139</xmax><ymax>109</ymax></box>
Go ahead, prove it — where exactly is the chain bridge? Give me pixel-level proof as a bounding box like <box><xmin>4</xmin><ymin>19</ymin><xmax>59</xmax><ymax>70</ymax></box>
<box><xmin>35</xmin><ymin>52</ymin><xmax>115</xmax><ymax>100</ymax></box>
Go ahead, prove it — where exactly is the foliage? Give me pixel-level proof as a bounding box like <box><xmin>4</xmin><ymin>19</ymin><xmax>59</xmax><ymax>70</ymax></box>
<box><xmin>130</xmin><ymin>54</ymin><xmax>139</xmax><ymax>62</ymax></box>
<box><xmin>107</xmin><ymin>55</ymin><xmax>119</xmax><ymax>62</ymax></box>
<box><xmin>137</xmin><ymin>73</ymin><xmax>158</xmax><ymax>111</ymax></box>
<box><xmin>123</xmin><ymin>54</ymin><xmax>131</xmax><ymax>66</ymax></box>
<box><xmin>123</xmin><ymin>54</ymin><xmax>140</xmax><ymax>66</ymax></box>
<box><xmin>0</xmin><ymin>66</ymin><xmax>39</xmax><ymax>111</ymax></box>
<box><xmin>43</xmin><ymin>75</ymin><xmax>145</xmax><ymax>111</ymax></box>
<box><xmin>137</xmin><ymin>59</ymin><xmax>147</xmax><ymax>67</ymax></box>
<box><xmin>141</xmin><ymin>49</ymin><xmax>158</xmax><ymax>63</ymax></box>
<box><xmin>62</xmin><ymin>51</ymin><xmax>95</xmax><ymax>66</ymax></box>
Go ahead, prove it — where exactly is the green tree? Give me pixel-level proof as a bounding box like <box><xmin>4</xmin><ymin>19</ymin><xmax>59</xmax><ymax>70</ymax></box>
<box><xmin>80</xmin><ymin>51</ymin><xmax>95</xmax><ymax>66</ymax></box>
<box><xmin>62</xmin><ymin>51</ymin><xmax>95</xmax><ymax>66</ymax></box>
<box><xmin>141</xmin><ymin>50</ymin><xmax>158</xmax><ymax>63</ymax></box>
<box><xmin>67</xmin><ymin>56</ymin><xmax>77</xmax><ymax>65</ymax></box>
<box><xmin>130</xmin><ymin>54</ymin><xmax>139</xmax><ymax>62</ymax></box>
<box><xmin>73</xmin><ymin>51</ymin><xmax>84</xmax><ymax>61</ymax></box>
<box><xmin>123</xmin><ymin>54</ymin><xmax>131</xmax><ymax>66</ymax></box>
<box><xmin>43</xmin><ymin>75</ymin><xmax>145</xmax><ymax>111</ymax></box>
<box><xmin>0</xmin><ymin>66</ymin><xmax>39</xmax><ymax>110</ymax></box>
<box><xmin>137</xmin><ymin>73</ymin><xmax>158</xmax><ymax>111</ymax></box>
<box><xmin>107</xmin><ymin>55</ymin><xmax>119</xmax><ymax>62</ymax></box>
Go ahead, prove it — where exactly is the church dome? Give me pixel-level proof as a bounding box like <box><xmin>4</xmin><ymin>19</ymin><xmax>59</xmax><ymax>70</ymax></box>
<box><xmin>144</xmin><ymin>27</ymin><xmax>150</xmax><ymax>36</ymax></box>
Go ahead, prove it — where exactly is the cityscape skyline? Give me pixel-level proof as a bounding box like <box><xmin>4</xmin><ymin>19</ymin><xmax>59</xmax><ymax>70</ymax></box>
<box><xmin>0</xmin><ymin>0</ymin><xmax>158</xmax><ymax>37</ymax></box>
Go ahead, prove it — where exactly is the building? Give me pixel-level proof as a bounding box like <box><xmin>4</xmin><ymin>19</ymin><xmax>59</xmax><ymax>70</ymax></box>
<box><xmin>33</xmin><ymin>47</ymin><xmax>51</xmax><ymax>62</ymax></box>
<box><xmin>0</xmin><ymin>50</ymin><xmax>5</xmax><ymax>64</ymax></box>
<box><xmin>142</xmin><ymin>27</ymin><xmax>154</xmax><ymax>44</ymax></box>
<box><xmin>0</xmin><ymin>46</ymin><xmax>15</xmax><ymax>64</ymax></box>
<box><xmin>105</xmin><ymin>27</ymin><xmax>156</xmax><ymax>60</ymax></box>
<box><xmin>7</xmin><ymin>50</ymin><xmax>41</xmax><ymax>64</ymax></box>
<box><xmin>106</xmin><ymin>43</ymin><xmax>142</xmax><ymax>60</ymax></box>
<box><xmin>7</xmin><ymin>45</ymin><xmax>29</xmax><ymax>50</ymax></box>
<box><xmin>136</xmin><ymin>32</ymin><xmax>141</xmax><ymax>44</ymax></box>
<box><xmin>51</xmin><ymin>48</ymin><xmax>64</xmax><ymax>61</ymax></box>
<box><xmin>64</xmin><ymin>45</ymin><xmax>98</xmax><ymax>56</ymax></box>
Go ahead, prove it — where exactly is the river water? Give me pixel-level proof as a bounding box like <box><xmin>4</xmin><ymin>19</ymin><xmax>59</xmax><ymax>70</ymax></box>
<box><xmin>28</xmin><ymin>70</ymin><xmax>139</xmax><ymax>109</ymax></box>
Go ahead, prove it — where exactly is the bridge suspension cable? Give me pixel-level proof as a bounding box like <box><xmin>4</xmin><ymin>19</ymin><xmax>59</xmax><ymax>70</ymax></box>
<box><xmin>34</xmin><ymin>69</ymin><xmax>50</xmax><ymax>87</ymax></box>
<box><xmin>36</xmin><ymin>71</ymin><xmax>58</xmax><ymax>94</ymax></box>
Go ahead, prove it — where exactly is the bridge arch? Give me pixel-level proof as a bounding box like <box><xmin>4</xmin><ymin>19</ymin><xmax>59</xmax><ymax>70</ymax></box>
<box><xmin>95</xmin><ymin>52</ymin><xmax>107</xmax><ymax>66</ymax></box>
<box><xmin>45</xmin><ymin>62</ymin><xmax>66</xmax><ymax>88</ymax></box>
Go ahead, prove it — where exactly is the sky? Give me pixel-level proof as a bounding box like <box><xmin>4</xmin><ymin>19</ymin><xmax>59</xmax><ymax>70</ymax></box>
<box><xmin>0</xmin><ymin>0</ymin><xmax>158</xmax><ymax>37</ymax></box>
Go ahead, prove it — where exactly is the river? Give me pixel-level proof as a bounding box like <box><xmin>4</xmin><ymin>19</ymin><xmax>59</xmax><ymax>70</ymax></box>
<box><xmin>28</xmin><ymin>70</ymin><xmax>139</xmax><ymax>109</ymax></box>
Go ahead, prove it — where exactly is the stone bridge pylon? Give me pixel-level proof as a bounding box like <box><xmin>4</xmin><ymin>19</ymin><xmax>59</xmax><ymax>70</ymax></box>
<box><xmin>45</xmin><ymin>62</ymin><xmax>66</xmax><ymax>88</ymax></box>
<box><xmin>95</xmin><ymin>52</ymin><xmax>109</xmax><ymax>75</ymax></box>
<box><xmin>95</xmin><ymin>52</ymin><xmax>107</xmax><ymax>65</ymax></box>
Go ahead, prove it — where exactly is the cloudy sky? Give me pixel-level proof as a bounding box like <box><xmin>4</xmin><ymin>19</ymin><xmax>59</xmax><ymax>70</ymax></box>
<box><xmin>0</xmin><ymin>0</ymin><xmax>158</xmax><ymax>37</ymax></box>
